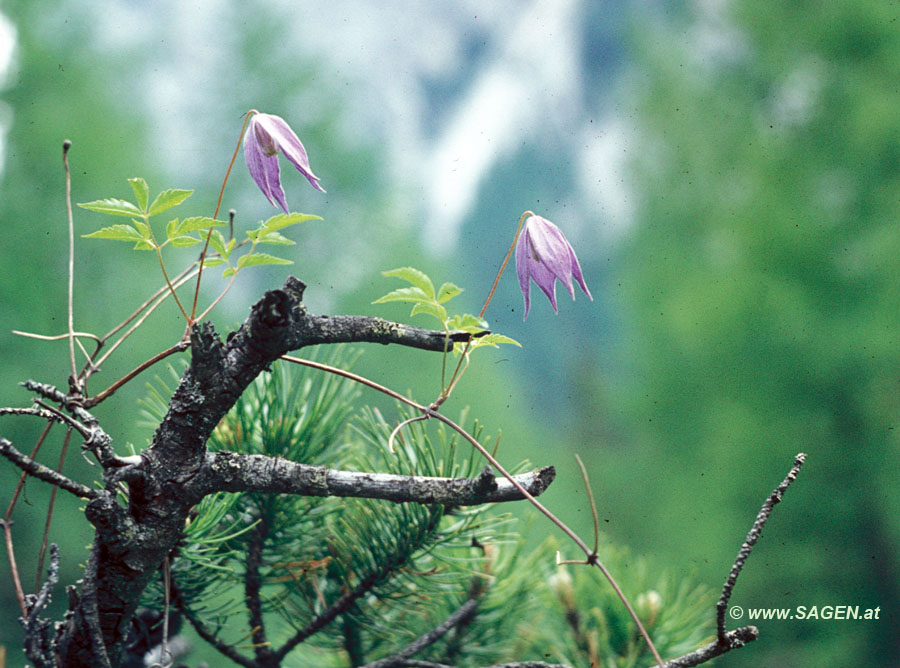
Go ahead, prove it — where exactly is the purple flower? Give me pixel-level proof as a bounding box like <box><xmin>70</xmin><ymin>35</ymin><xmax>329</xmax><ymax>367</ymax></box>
<box><xmin>243</xmin><ymin>112</ymin><xmax>325</xmax><ymax>212</ymax></box>
<box><xmin>515</xmin><ymin>214</ymin><xmax>592</xmax><ymax>319</ymax></box>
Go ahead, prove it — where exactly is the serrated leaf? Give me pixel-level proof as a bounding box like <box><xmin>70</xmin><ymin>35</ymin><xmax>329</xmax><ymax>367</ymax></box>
<box><xmin>208</xmin><ymin>229</ymin><xmax>228</xmax><ymax>257</ymax></box>
<box><xmin>236</xmin><ymin>252</ymin><xmax>293</xmax><ymax>270</ymax></box>
<box><xmin>447</xmin><ymin>313</ymin><xmax>490</xmax><ymax>332</ymax></box>
<box><xmin>222</xmin><ymin>267</ymin><xmax>236</xmax><ymax>278</ymax></box>
<box><xmin>128</xmin><ymin>178</ymin><xmax>149</xmax><ymax>211</ymax></box>
<box><xmin>148</xmin><ymin>189</ymin><xmax>193</xmax><ymax>217</ymax></box>
<box><xmin>474</xmin><ymin>334</ymin><xmax>521</xmax><ymax>348</ymax></box>
<box><xmin>82</xmin><ymin>224</ymin><xmax>144</xmax><ymax>242</ymax></box>
<box><xmin>169</xmin><ymin>235</ymin><xmax>201</xmax><ymax>247</ymax></box>
<box><xmin>132</xmin><ymin>219</ymin><xmax>152</xmax><ymax>240</ymax></box>
<box><xmin>372</xmin><ymin>286</ymin><xmax>432</xmax><ymax>305</ymax></box>
<box><xmin>381</xmin><ymin>267</ymin><xmax>435</xmax><ymax>299</ymax></box>
<box><xmin>166</xmin><ymin>218</ymin><xmax>179</xmax><ymax>240</ymax></box>
<box><xmin>172</xmin><ymin>216</ymin><xmax>224</xmax><ymax>236</ymax></box>
<box><xmin>78</xmin><ymin>198</ymin><xmax>143</xmax><ymax>217</ymax></box>
<box><xmin>256</xmin><ymin>230</ymin><xmax>295</xmax><ymax>246</ymax></box>
<box><xmin>436</xmin><ymin>282</ymin><xmax>462</xmax><ymax>304</ymax></box>
<box><xmin>261</xmin><ymin>212</ymin><xmax>321</xmax><ymax>232</ymax></box>
<box><xmin>197</xmin><ymin>257</ymin><xmax>226</xmax><ymax>268</ymax></box>
<box><xmin>133</xmin><ymin>240</ymin><xmax>156</xmax><ymax>251</ymax></box>
<box><xmin>410</xmin><ymin>301</ymin><xmax>447</xmax><ymax>324</ymax></box>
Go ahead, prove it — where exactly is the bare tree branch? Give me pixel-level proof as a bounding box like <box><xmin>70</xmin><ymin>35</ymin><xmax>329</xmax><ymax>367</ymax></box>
<box><xmin>716</xmin><ymin>452</ymin><xmax>807</xmax><ymax>640</ymax></box>
<box><xmin>660</xmin><ymin>626</ymin><xmax>759</xmax><ymax>668</ymax></box>
<box><xmin>187</xmin><ymin>453</ymin><xmax>556</xmax><ymax>505</ymax></box>
<box><xmin>659</xmin><ymin>452</ymin><xmax>808</xmax><ymax>668</ymax></box>
<box><xmin>0</xmin><ymin>438</ymin><xmax>97</xmax><ymax>499</ymax></box>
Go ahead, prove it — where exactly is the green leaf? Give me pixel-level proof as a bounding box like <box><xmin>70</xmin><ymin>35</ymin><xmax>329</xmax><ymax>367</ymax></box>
<box><xmin>197</xmin><ymin>257</ymin><xmax>226</xmax><ymax>268</ymax></box>
<box><xmin>371</xmin><ymin>286</ymin><xmax>432</xmax><ymax>304</ymax></box>
<box><xmin>169</xmin><ymin>235</ymin><xmax>202</xmax><ymax>247</ymax></box>
<box><xmin>474</xmin><ymin>333</ymin><xmax>521</xmax><ymax>348</ymax></box>
<box><xmin>172</xmin><ymin>216</ymin><xmax>225</xmax><ymax>237</ymax></box>
<box><xmin>222</xmin><ymin>267</ymin><xmax>236</xmax><ymax>278</ymax></box>
<box><xmin>436</xmin><ymin>282</ymin><xmax>463</xmax><ymax>304</ymax></box>
<box><xmin>256</xmin><ymin>230</ymin><xmax>296</xmax><ymax>246</ymax></box>
<box><xmin>165</xmin><ymin>218</ymin><xmax>179</xmax><ymax>240</ymax></box>
<box><xmin>236</xmin><ymin>253</ymin><xmax>294</xmax><ymax>270</ymax></box>
<box><xmin>82</xmin><ymin>224</ymin><xmax>144</xmax><ymax>242</ymax></box>
<box><xmin>132</xmin><ymin>219</ymin><xmax>152</xmax><ymax>240</ymax></box>
<box><xmin>447</xmin><ymin>313</ymin><xmax>490</xmax><ymax>332</ymax></box>
<box><xmin>261</xmin><ymin>212</ymin><xmax>321</xmax><ymax>232</ymax></box>
<box><xmin>78</xmin><ymin>198</ymin><xmax>143</xmax><ymax>217</ymax></box>
<box><xmin>148</xmin><ymin>189</ymin><xmax>193</xmax><ymax>216</ymax></box>
<box><xmin>207</xmin><ymin>229</ymin><xmax>228</xmax><ymax>257</ymax></box>
<box><xmin>410</xmin><ymin>302</ymin><xmax>447</xmax><ymax>324</ymax></box>
<box><xmin>133</xmin><ymin>240</ymin><xmax>156</xmax><ymax>251</ymax></box>
<box><xmin>128</xmin><ymin>178</ymin><xmax>149</xmax><ymax>211</ymax></box>
<box><xmin>382</xmin><ymin>267</ymin><xmax>435</xmax><ymax>299</ymax></box>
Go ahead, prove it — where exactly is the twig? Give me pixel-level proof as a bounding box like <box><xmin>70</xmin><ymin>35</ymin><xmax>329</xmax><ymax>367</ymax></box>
<box><xmin>0</xmin><ymin>438</ymin><xmax>98</xmax><ymax>500</ymax></box>
<box><xmin>63</xmin><ymin>140</ymin><xmax>77</xmax><ymax>386</ymax></box>
<box><xmin>573</xmin><ymin>454</ymin><xmax>599</xmax><ymax>556</ymax></box>
<box><xmin>660</xmin><ymin>627</ymin><xmax>759</xmax><ymax>668</ymax></box>
<box><xmin>716</xmin><ymin>452</ymin><xmax>808</xmax><ymax>640</ymax></box>
<box><xmin>359</xmin><ymin>598</ymin><xmax>479</xmax><ymax>668</ymax></box>
<box><xmin>12</xmin><ymin>330</ymin><xmax>102</xmax><ymax>343</ymax></box>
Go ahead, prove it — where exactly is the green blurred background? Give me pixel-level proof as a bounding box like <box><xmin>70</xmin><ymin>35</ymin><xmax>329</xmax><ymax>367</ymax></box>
<box><xmin>1</xmin><ymin>1</ymin><xmax>897</xmax><ymax>666</ymax></box>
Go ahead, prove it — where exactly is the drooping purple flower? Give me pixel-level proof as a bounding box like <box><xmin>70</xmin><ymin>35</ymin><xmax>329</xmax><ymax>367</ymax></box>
<box><xmin>243</xmin><ymin>111</ymin><xmax>325</xmax><ymax>213</ymax></box>
<box><xmin>515</xmin><ymin>214</ymin><xmax>592</xmax><ymax>319</ymax></box>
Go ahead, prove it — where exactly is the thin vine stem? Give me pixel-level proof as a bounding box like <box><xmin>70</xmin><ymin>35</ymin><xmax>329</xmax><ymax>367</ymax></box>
<box><xmin>191</xmin><ymin>111</ymin><xmax>254</xmax><ymax>321</ymax></box>
<box><xmin>154</xmin><ymin>245</ymin><xmax>190</xmax><ymax>323</ymax></box>
<box><xmin>441</xmin><ymin>210</ymin><xmax>532</xmax><ymax>399</ymax></box>
<box><xmin>281</xmin><ymin>354</ymin><xmax>664</xmax><ymax>667</ymax></box>
<box><xmin>35</xmin><ymin>427</ymin><xmax>71</xmax><ymax>592</ymax></box>
<box><xmin>2</xmin><ymin>421</ymin><xmax>53</xmax><ymax>615</ymax></box>
<box><xmin>63</xmin><ymin>140</ymin><xmax>77</xmax><ymax>383</ymax></box>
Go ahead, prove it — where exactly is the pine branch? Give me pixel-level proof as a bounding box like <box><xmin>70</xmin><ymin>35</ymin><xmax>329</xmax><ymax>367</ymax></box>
<box><xmin>188</xmin><ymin>453</ymin><xmax>556</xmax><ymax>505</ymax></box>
<box><xmin>359</xmin><ymin>598</ymin><xmax>479</xmax><ymax>668</ymax></box>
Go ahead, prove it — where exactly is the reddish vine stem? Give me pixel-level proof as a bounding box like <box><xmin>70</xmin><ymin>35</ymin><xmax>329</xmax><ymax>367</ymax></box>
<box><xmin>441</xmin><ymin>210</ymin><xmax>531</xmax><ymax>400</ymax></box>
<box><xmin>84</xmin><ymin>341</ymin><xmax>189</xmax><ymax>409</ymax></box>
<box><xmin>35</xmin><ymin>427</ymin><xmax>72</xmax><ymax>592</ymax></box>
<box><xmin>2</xmin><ymin>421</ymin><xmax>54</xmax><ymax>615</ymax></box>
<box><xmin>281</xmin><ymin>354</ymin><xmax>664</xmax><ymax>667</ymax></box>
<box><xmin>191</xmin><ymin>111</ymin><xmax>253</xmax><ymax>322</ymax></box>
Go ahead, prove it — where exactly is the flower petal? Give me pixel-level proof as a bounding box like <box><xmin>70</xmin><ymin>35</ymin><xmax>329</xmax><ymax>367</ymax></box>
<box><xmin>526</xmin><ymin>216</ymin><xmax>577</xmax><ymax>298</ymax></box>
<box><xmin>515</xmin><ymin>228</ymin><xmax>533</xmax><ymax>318</ymax></box>
<box><xmin>244</xmin><ymin>125</ymin><xmax>289</xmax><ymax>213</ymax></box>
<box><xmin>254</xmin><ymin>113</ymin><xmax>326</xmax><ymax>193</ymax></box>
<box><xmin>514</xmin><ymin>214</ymin><xmax>592</xmax><ymax>318</ymax></box>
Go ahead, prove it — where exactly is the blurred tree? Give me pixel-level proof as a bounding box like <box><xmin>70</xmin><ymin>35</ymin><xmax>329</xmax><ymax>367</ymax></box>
<box><xmin>614</xmin><ymin>1</ymin><xmax>900</xmax><ymax>665</ymax></box>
